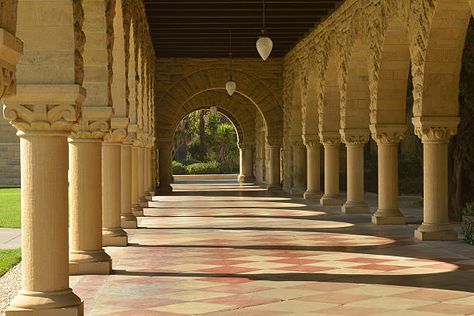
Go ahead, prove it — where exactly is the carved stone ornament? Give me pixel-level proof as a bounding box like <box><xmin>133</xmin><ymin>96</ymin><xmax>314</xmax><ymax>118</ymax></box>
<box><xmin>340</xmin><ymin>128</ymin><xmax>370</xmax><ymax>146</ymax></box>
<box><xmin>70</xmin><ymin>106</ymin><xmax>113</xmax><ymax>139</ymax></box>
<box><xmin>104</xmin><ymin>117</ymin><xmax>129</xmax><ymax>143</ymax></box>
<box><xmin>3</xmin><ymin>84</ymin><xmax>85</xmax><ymax>135</ymax></box>
<box><xmin>370</xmin><ymin>124</ymin><xmax>406</xmax><ymax>144</ymax></box>
<box><xmin>303</xmin><ymin>134</ymin><xmax>320</xmax><ymax>148</ymax></box>
<box><xmin>0</xmin><ymin>29</ymin><xmax>23</xmax><ymax>99</ymax></box>
<box><xmin>412</xmin><ymin>116</ymin><xmax>460</xmax><ymax>143</ymax></box>
<box><xmin>319</xmin><ymin>131</ymin><xmax>341</xmax><ymax>146</ymax></box>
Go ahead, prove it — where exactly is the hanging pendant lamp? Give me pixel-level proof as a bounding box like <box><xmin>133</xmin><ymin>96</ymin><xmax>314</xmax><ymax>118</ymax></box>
<box><xmin>210</xmin><ymin>90</ymin><xmax>217</xmax><ymax>115</ymax></box>
<box><xmin>226</xmin><ymin>30</ymin><xmax>236</xmax><ymax>96</ymax></box>
<box><xmin>256</xmin><ymin>0</ymin><xmax>273</xmax><ymax>61</ymax></box>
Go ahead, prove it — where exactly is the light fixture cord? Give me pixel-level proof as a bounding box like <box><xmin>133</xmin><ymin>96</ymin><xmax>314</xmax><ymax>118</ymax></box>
<box><xmin>229</xmin><ymin>29</ymin><xmax>233</xmax><ymax>80</ymax></box>
<box><xmin>262</xmin><ymin>0</ymin><xmax>266</xmax><ymax>34</ymax></box>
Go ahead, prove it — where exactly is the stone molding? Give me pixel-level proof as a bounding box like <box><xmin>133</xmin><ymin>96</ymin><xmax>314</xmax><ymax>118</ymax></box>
<box><xmin>412</xmin><ymin>116</ymin><xmax>460</xmax><ymax>143</ymax></box>
<box><xmin>70</xmin><ymin>107</ymin><xmax>113</xmax><ymax>139</ymax></box>
<box><xmin>3</xmin><ymin>84</ymin><xmax>85</xmax><ymax>135</ymax></box>
<box><xmin>0</xmin><ymin>29</ymin><xmax>23</xmax><ymax>98</ymax></box>
<box><xmin>303</xmin><ymin>134</ymin><xmax>320</xmax><ymax>148</ymax></box>
<box><xmin>340</xmin><ymin>128</ymin><xmax>370</xmax><ymax>146</ymax></box>
<box><xmin>319</xmin><ymin>131</ymin><xmax>341</xmax><ymax>146</ymax></box>
<box><xmin>370</xmin><ymin>124</ymin><xmax>406</xmax><ymax>145</ymax></box>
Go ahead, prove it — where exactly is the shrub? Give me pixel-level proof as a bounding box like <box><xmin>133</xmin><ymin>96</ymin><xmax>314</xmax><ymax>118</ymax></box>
<box><xmin>463</xmin><ymin>218</ymin><xmax>474</xmax><ymax>245</ymax></box>
<box><xmin>172</xmin><ymin>161</ymin><xmax>187</xmax><ymax>175</ymax></box>
<box><xmin>463</xmin><ymin>202</ymin><xmax>474</xmax><ymax>216</ymax></box>
<box><xmin>186</xmin><ymin>161</ymin><xmax>221</xmax><ymax>174</ymax></box>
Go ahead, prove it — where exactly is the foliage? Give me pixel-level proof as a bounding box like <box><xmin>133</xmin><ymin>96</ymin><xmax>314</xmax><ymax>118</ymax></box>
<box><xmin>185</xmin><ymin>161</ymin><xmax>221</xmax><ymax>174</ymax></box>
<box><xmin>463</xmin><ymin>202</ymin><xmax>474</xmax><ymax>217</ymax></box>
<box><xmin>0</xmin><ymin>248</ymin><xmax>21</xmax><ymax>277</ymax></box>
<box><xmin>462</xmin><ymin>218</ymin><xmax>474</xmax><ymax>246</ymax></box>
<box><xmin>0</xmin><ymin>188</ymin><xmax>21</xmax><ymax>228</ymax></box>
<box><xmin>172</xmin><ymin>161</ymin><xmax>187</xmax><ymax>175</ymax></box>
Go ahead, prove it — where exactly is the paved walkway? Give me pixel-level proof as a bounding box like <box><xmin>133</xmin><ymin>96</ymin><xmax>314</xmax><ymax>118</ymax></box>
<box><xmin>0</xmin><ymin>229</ymin><xmax>20</xmax><ymax>249</ymax></box>
<box><xmin>65</xmin><ymin>181</ymin><xmax>473</xmax><ymax>315</ymax></box>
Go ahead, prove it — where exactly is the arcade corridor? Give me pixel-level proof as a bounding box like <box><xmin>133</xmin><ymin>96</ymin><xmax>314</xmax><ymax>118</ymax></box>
<box><xmin>69</xmin><ymin>180</ymin><xmax>474</xmax><ymax>315</ymax></box>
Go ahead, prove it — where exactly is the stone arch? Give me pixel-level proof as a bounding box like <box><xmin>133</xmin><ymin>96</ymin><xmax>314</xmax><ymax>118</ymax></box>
<box><xmin>171</xmin><ymin>89</ymin><xmax>258</xmax><ymax>145</ymax></box>
<box><xmin>319</xmin><ymin>53</ymin><xmax>341</xmax><ymax>137</ymax></box>
<box><xmin>157</xmin><ymin>68</ymin><xmax>282</xmax><ymax>146</ymax></box>
<box><xmin>370</xmin><ymin>15</ymin><xmax>411</xmax><ymax>126</ymax></box>
<box><xmin>111</xmin><ymin>0</ymin><xmax>127</xmax><ymax>117</ymax></box>
<box><xmin>410</xmin><ymin>0</ymin><xmax>472</xmax><ymax>117</ymax></box>
<box><xmin>302</xmin><ymin>69</ymin><xmax>319</xmax><ymax>141</ymax></box>
<box><xmin>288</xmin><ymin>76</ymin><xmax>303</xmax><ymax>140</ymax></box>
<box><xmin>127</xmin><ymin>20</ymin><xmax>137</xmax><ymax>125</ymax></box>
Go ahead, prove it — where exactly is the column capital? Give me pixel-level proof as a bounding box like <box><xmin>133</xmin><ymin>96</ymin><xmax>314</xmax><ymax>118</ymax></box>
<box><xmin>370</xmin><ymin>124</ymin><xmax>406</xmax><ymax>145</ymax></box>
<box><xmin>303</xmin><ymin>134</ymin><xmax>320</xmax><ymax>148</ymax></box>
<box><xmin>319</xmin><ymin>131</ymin><xmax>341</xmax><ymax>146</ymax></box>
<box><xmin>340</xmin><ymin>128</ymin><xmax>370</xmax><ymax>146</ymax></box>
<box><xmin>412</xmin><ymin>116</ymin><xmax>460</xmax><ymax>143</ymax></box>
<box><xmin>104</xmin><ymin>117</ymin><xmax>128</xmax><ymax>143</ymax></box>
<box><xmin>3</xmin><ymin>84</ymin><xmax>85</xmax><ymax>136</ymax></box>
<box><xmin>0</xmin><ymin>29</ymin><xmax>23</xmax><ymax>98</ymax></box>
<box><xmin>70</xmin><ymin>106</ymin><xmax>112</xmax><ymax>139</ymax></box>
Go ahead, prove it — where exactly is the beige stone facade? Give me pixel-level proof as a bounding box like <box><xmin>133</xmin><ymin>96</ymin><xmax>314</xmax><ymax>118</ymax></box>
<box><xmin>0</xmin><ymin>0</ymin><xmax>473</xmax><ymax>314</ymax></box>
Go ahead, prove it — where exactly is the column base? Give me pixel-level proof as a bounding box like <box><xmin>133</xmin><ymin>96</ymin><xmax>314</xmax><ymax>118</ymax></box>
<box><xmin>372</xmin><ymin>209</ymin><xmax>406</xmax><ymax>225</ymax></box>
<box><xmin>121</xmin><ymin>214</ymin><xmax>138</xmax><ymax>229</ymax></box>
<box><xmin>266</xmin><ymin>184</ymin><xmax>282</xmax><ymax>192</ymax></box>
<box><xmin>290</xmin><ymin>186</ymin><xmax>306</xmax><ymax>196</ymax></box>
<box><xmin>132</xmin><ymin>205</ymin><xmax>143</xmax><ymax>217</ymax></box>
<box><xmin>414</xmin><ymin>223</ymin><xmax>458</xmax><ymax>241</ymax></box>
<box><xmin>320</xmin><ymin>194</ymin><xmax>343</xmax><ymax>206</ymax></box>
<box><xmin>342</xmin><ymin>201</ymin><xmax>369</xmax><ymax>214</ymax></box>
<box><xmin>304</xmin><ymin>190</ymin><xmax>323</xmax><ymax>200</ymax></box>
<box><xmin>102</xmin><ymin>228</ymin><xmax>128</xmax><ymax>246</ymax></box>
<box><xmin>69</xmin><ymin>250</ymin><xmax>112</xmax><ymax>275</ymax></box>
<box><xmin>139</xmin><ymin>200</ymin><xmax>148</xmax><ymax>208</ymax></box>
<box><xmin>238</xmin><ymin>175</ymin><xmax>255</xmax><ymax>183</ymax></box>
<box><xmin>6</xmin><ymin>289</ymin><xmax>83</xmax><ymax>315</ymax></box>
<box><xmin>156</xmin><ymin>184</ymin><xmax>173</xmax><ymax>195</ymax></box>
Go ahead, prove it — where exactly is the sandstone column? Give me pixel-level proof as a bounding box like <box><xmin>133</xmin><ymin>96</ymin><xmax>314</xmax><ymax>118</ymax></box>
<box><xmin>267</xmin><ymin>145</ymin><xmax>281</xmax><ymax>190</ymax></box>
<box><xmin>320</xmin><ymin>132</ymin><xmax>343</xmax><ymax>205</ymax></box>
<box><xmin>291</xmin><ymin>141</ymin><xmax>307</xmax><ymax>195</ymax></box>
<box><xmin>137</xmin><ymin>144</ymin><xmax>146</xmax><ymax>204</ymax></box>
<box><xmin>371</xmin><ymin>125</ymin><xmax>406</xmax><ymax>225</ymax></box>
<box><xmin>131</xmin><ymin>143</ymin><xmax>143</xmax><ymax>215</ymax></box>
<box><xmin>121</xmin><ymin>138</ymin><xmax>137</xmax><ymax>228</ymax></box>
<box><xmin>413</xmin><ymin>117</ymin><xmax>459</xmax><ymax>240</ymax></box>
<box><xmin>3</xmin><ymin>85</ymin><xmax>85</xmax><ymax>315</ymax></box>
<box><xmin>102</xmin><ymin>133</ymin><xmax>128</xmax><ymax>246</ymax></box>
<box><xmin>304</xmin><ymin>138</ymin><xmax>322</xmax><ymax>199</ymax></box>
<box><xmin>69</xmin><ymin>107</ymin><xmax>113</xmax><ymax>275</ymax></box>
<box><xmin>238</xmin><ymin>143</ymin><xmax>255</xmax><ymax>183</ymax></box>
<box><xmin>341</xmin><ymin>129</ymin><xmax>369</xmax><ymax>213</ymax></box>
<box><xmin>282</xmin><ymin>146</ymin><xmax>293</xmax><ymax>192</ymax></box>
<box><xmin>157</xmin><ymin>140</ymin><xmax>173</xmax><ymax>194</ymax></box>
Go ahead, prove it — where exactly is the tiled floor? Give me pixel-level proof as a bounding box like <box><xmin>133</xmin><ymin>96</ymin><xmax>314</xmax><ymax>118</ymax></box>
<box><xmin>71</xmin><ymin>180</ymin><xmax>474</xmax><ymax>315</ymax></box>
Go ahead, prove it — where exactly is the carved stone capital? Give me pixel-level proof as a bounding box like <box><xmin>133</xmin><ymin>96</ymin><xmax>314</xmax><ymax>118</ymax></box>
<box><xmin>303</xmin><ymin>134</ymin><xmax>320</xmax><ymax>148</ymax></box>
<box><xmin>3</xmin><ymin>84</ymin><xmax>85</xmax><ymax>136</ymax></box>
<box><xmin>319</xmin><ymin>131</ymin><xmax>341</xmax><ymax>146</ymax></box>
<box><xmin>0</xmin><ymin>29</ymin><xmax>23</xmax><ymax>98</ymax></box>
<box><xmin>70</xmin><ymin>107</ymin><xmax>112</xmax><ymax>139</ymax></box>
<box><xmin>104</xmin><ymin>117</ymin><xmax>128</xmax><ymax>143</ymax></box>
<box><xmin>412</xmin><ymin>116</ymin><xmax>460</xmax><ymax>143</ymax></box>
<box><xmin>340</xmin><ymin>129</ymin><xmax>370</xmax><ymax>146</ymax></box>
<box><xmin>370</xmin><ymin>124</ymin><xmax>406</xmax><ymax>145</ymax></box>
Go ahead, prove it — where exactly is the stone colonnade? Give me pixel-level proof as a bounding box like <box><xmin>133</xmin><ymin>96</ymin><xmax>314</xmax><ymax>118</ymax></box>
<box><xmin>0</xmin><ymin>0</ymin><xmax>156</xmax><ymax>314</ymax></box>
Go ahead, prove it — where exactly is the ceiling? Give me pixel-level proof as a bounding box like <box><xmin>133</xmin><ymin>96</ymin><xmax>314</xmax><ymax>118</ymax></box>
<box><xmin>143</xmin><ymin>0</ymin><xmax>345</xmax><ymax>58</ymax></box>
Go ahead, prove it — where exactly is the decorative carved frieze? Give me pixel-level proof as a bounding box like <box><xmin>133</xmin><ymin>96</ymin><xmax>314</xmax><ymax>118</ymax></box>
<box><xmin>0</xmin><ymin>29</ymin><xmax>23</xmax><ymax>99</ymax></box>
<box><xmin>412</xmin><ymin>116</ymin><xmax>460</xmax><ymax>143</ymax></box>
<box><xmin>370</xmin><ymin>124</ymin><xmax>406</xmax><ymax>144</ymax></box>
<box><xmin>340</xmin><ymin>129</ymin><xmax>369</xmax><ymax>146</ymax></box>
<box><xmin>70</xmin><ymin>107</ymin><xmax>112</xmax><ymax>139</ymax></box>
<box><xmin>3</xmin><ymin>85</ymin><xmax>85</xmax><ymax>135</ymax></box>
<box><xmin>104</xmin><ymin>117</ymin><xmax>128</xmax><ymax>143</ymax></box>
<box><xmin>319</xmin><ymin>131</ymin><xmax>341</xmax><ymax>146</ymax></box>
<box><xmin>303</xmin><ymin>134</ymin><xmax>320</xmax><ymax>148</ymax></box>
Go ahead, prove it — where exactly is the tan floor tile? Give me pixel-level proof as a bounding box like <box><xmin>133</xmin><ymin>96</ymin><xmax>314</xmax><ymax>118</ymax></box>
<box><xmin>151</xmin><ymin>302</ymin><xmax>232</xmax><ymax>314</ymax></box>
<box><xmin>413</xmin><ymin>303</ymin><xmax>474</xmax><ymax>314</ymax></box>
<box><xmin>444</xmin><ymin>295</ymin><xmax>474</xmax><ymax>305</ymax></box>
<box><xmin>254</xmin><ymin>288</ymin><xmax>321</xmax><ymax>300</ymax></box>
<box><xmin>336</xmin><ymin>285</ymin><xmax>416</xmax><ymax>297</ymax></box>
<box><xmin>166</xmin><ymin>290</ymin><xmax>234</xmax><ymax>301</ymax></box>
<box><xmin>246</xmin><ymin>300</ymin><xmax>337</xmax><ymax>312</ymax></box>
<box><xmin>347</xmin><ymin>297</ymin><xmax>435</xmax><ymax>310</ymax></box>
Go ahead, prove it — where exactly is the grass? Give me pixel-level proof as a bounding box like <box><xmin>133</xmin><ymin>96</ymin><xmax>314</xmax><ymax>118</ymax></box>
<box><xmin>0</xmin><ymin>248</ymin><xmax>21</xmax><ymax>277</ymax></box>
<box><xmin>0</xmin><ymin>188</ymin><xmax>21</xmax><ymax>228</ymax></box>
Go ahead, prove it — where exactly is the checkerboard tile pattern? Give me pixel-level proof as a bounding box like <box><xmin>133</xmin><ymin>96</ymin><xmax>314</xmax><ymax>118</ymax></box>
<box><xmin>69</xmin><ymin>183</ymin><xmax>474</xmax><ymax>315</ymax></box>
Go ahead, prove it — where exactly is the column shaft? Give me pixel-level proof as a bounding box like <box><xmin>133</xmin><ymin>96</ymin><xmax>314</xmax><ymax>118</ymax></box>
<box><xmin>157</xmin><ymin>142</ymin><xmax>173</xmax><ymax>194</ymax></box>
<box><xmin>69</xmin><ymin>139</ymin><xmax>111</xmax><ymax>274</ymax></box>
<box><xmin>239</xmin><ymin>146</ymin><xmax>255</xmax><ymax>183</ymax></box>
<box><xmin>137</xmin><ymin>147</ymin><xmax>145</xmax><ymax>200</ymax></box>
<box><xmin>320</xmin><ymin>144</ymin><xmax>343</xmax><ymax>205</ymax></box>
<box><xmin>415</xmin><ymin>141</ymin><xmax>457</xmax><ymax>240</ymax></box>
<box><xmin>10</xmin><ymin>135</ymin><xmax>83</xmax><ymax>311</ymax></box>
<box><xmin>304</xmin><ymin>143</ymin><xmax>322</xmax><ymax>199</ymax></box>
<box><xmin>342</xmin><ymin>144</ymin><xmax>369</xmax><ymax>213</ymax></box>
<box><xmin>102</xmin><ymin>142</ymin><xmax>128</xmax><ymax>246</ymax></box>
<box><xmin>267</xmin><ymin>146</ymin><xmax>281</xmax><ymax>190</ymax></box>
<box><xmin>131</xmin><ymin>146</ymin><xmax>142</xmax><ymax>215</ymax></box>
<box><xmin>290</xmin><ymin>143</ymin><xmax>306</xmax><ymax>195</ymax></box>
<box><xmin>121</xmin><ymin>144</ymin><xmax>137</xmax><ymax>228</ymax></box>
<box><xmin>372</xmin><ymin>143</ymin><xmax>405</xmax><ymax>224</ymax></box>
